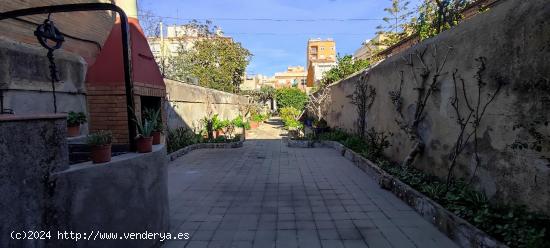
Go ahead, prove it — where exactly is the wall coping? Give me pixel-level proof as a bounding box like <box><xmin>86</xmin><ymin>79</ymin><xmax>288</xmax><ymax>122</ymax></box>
<box><xmin>167</xmin><ymin>140</ymin><xmax>244</xmax><ymax>161</ymax></box>
<box><xmin>286</xmin><ymin>139</ymin><xmax>507</xmax><ymax>248</ymax></box>
<box><xmin>0</xmin><ymin>113</ymin><xmax>66</xmax><ymax>122</ymax></box>
<box><xmin>58</xmin><ymin>144</ymin><xmax>166</xmax><ymax>174</ymax></box>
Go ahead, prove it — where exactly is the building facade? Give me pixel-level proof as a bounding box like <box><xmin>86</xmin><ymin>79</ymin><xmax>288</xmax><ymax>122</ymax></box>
<box><xmin>353</xmin><ymin>34</ymin><xmax>389</xmax><ymax>61</ymax></box>
<box><xmin>306</xmin><ymin>39</ymin><xmax>337</xmax><ymax>88</ymax></box>
<box><xmin>274</xmin><ymin>66</ymin><xmax>307</xmax><ymax>91</ymax></box>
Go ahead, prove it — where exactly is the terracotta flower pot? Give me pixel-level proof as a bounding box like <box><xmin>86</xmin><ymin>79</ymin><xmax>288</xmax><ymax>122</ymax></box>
<box><xmin>215</xmin><ymin>130</ymin><xmax>224</xmax><ymax>138</ymax></box>
<box><xmin>250</xmin><ymin>121</ymin><xmax>259</xmax><ymax>129</ymax></box>
<box><xmin>136</xmin><ymin>136</ymin><xmax>153</xmax><ymax>153</ymax></box>
<box><xmin>67</xmin><ymin>125</ymin><xmax>80</xmax><ymax>137</ymax></box>
<box><xmin>90</xmin><ymin>144</ymin><xmax>111</xmax><ymax>163</ymax></box>
<box><xmin>152</xmin><ymin>131</ymin><xmax>161</xmax><ymax>145</ymax></box>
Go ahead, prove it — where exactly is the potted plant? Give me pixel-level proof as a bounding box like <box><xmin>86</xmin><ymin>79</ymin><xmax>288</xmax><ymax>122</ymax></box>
<box><xmin>215</xmin><ymin>119</ymin><xmax>230</xmax><ymax>138</ymax></box>
<box><xmin>130</xmin><ymin>107</ymin><xmax>156</xmax><ymax>153</ymax></box>
<box><xmin>144</xmin><ymin>108</ymin><xmax>162</xmax><ymax>145</ymax></box>
<box><xmin>250</xmin><ymin>113</ymin><xmax>263</xmax><ymax>129</ymax></box>
<box><xmin>135</xmin><ymin>119</ymin><xmax>155</xmax><ymax>153</ymax></box>
<box><xmin>86</xmin><ymin>130</ymin><xmax>113</xmax><ymax>163</ymax></box>
<box><xmin>67</xmin><ymin>111</ymin><xmax>87</xmax><ymax>137</ymax></box>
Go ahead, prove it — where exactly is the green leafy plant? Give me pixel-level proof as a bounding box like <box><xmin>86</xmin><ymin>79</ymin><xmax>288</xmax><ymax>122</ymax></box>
<box><xmin>166</xmin><ymin>127</ymin><xmax>203</xmax><ymax>153</ymax></box>
<box><xmin>67</xmin><ymin>111</ymin><xmax>87</xmax><ymax>127</ymax></box>
<box><xmin>319</xmin><ymin>55</ymin><xmax>371</xmax><ymax>88</ymax></box>
<box><xmin>279</xmin><ymin>106</ymin><xmax>303</xmax><ymax>130</ymax></box>
<box><xmin>86</xmin><ymin>130</ymin><xmax>113</xmax><ymax>146</ymax></box>
<box><xmin>251</xmin><ymin>113</ymin><xmax>265</xmax><ymax>122</ymax></box>
<box><xmin>143</xmin><ymin>108</ymin><xmax>163</xmax><ymax>132</ymax></box>
<box><xmin>164</xmin><ymin>20</ymin><xmax>252</xmax><ymax>93</ymax></box>
<box><xmin>129</xmin><ymin>107</ymin><xmax>157</xmax><ymax>138</ymax></box>
<box><xmin>232</xmin><ymin>116</ymin><xmax>250</xmax><ymax>130</ymax></box>
<box><xmin>275</xmin><ymin>88</ymin><xmax>309</xmax><ymax>111</ymax></box>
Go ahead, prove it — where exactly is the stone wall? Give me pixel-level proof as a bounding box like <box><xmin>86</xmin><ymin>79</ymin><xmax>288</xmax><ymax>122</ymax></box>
<box><xmin>0</xmin><ymin>38</ymin><xmax>89</xmax><ymax>133</ymax></box>
<box><xmin>165</xmin><ymin>79</ymin><xmax>249</xmax><ymax>130</ymax></box>
<box><xmin>0</xmin><ymin>115</ymin><xmax>169</xmax><ymax>248</ymax></box>
<box><xmin>318</xmin><ymin>0</ymin><xmax>550</xmax><ymax>214</ymax></box>
<box><xmin>0</xmin><ymin>115</ymin><xmax>68</xmax><ymax>248</ymax></box>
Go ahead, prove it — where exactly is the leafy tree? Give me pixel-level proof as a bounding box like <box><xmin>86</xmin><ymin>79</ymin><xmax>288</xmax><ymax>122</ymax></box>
<box><xmin>414</xmin><ymin>0</ymin><xmax>473</xmax><ymax>40</ymax></box>
<box><xmin>319</xmin><ymin>55</ymin><xmax>371</xmax><ymax>88</ymax></box>
<box><xmin>376</xmin><ymin>0</ymin><xmax>415</xmax><ymax>46</ymax></box>
<box><xmin>165</xmin><ymin>21</ymin><xmax>252</xmax><ymax>93</ymax></box>
<box><xmin>275</xmin><ymin>88</ymin><xmax>309</xmax><ymax>111</ymax></box>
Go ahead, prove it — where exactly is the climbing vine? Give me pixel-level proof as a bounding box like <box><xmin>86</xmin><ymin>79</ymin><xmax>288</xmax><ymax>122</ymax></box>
<box><xmin>390</xmin><ymin>45</ymin><xmax>452</xmax><ymax>167</ymax></box>
<box><xmin>446</xmin><ymin>57</ymin><xmax>505</xmax><ymax>187</ymax></box>
<box><xmin>349</xmin><ymin>71</ymin><xmax>377</xmax><ymax>139</ymax></box>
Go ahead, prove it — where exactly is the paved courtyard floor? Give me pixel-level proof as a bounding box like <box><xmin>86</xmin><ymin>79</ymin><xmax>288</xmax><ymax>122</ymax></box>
<box><xmin>164</xmin><ymin>119</ymin><xmax>457</xmax><ymax>248</ymax></box>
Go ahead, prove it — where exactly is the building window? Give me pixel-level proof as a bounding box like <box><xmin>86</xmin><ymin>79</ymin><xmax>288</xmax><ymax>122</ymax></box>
<box><xmin>320</xmin><ymin>47</ymin><xmax>325</xmax><ymax>51</ymax></box>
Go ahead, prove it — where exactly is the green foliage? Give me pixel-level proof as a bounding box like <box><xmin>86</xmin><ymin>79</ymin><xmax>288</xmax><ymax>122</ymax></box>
<box><xmin>413</xmin><ymin>0</ymin><xmax>472</xmax><ymax>40</ymax></box>
<box><xmin>136</xmin><ymin>119</ymin><xmax>155</xmax><ymax>138</ymax></box>
<box><xmin>316</xmin><ymin>129</ymin><xmax>549</xmax><ymax>247</ymax></box>
<box><xmin>86</xmin><ymin>130</ymin><xmax>113</xmax><ymax>146</ymax></box>
<box><xmin>275</xmin><ymin>88</ymin><xmax>309</xmax><ymax>111</ymax></box>
<box><xmin>251</xmin><ymin>113</ymin><xmax>265</xmax><ymax>122</ymax></box>
<box><xmin>380</xmin><ymin>159</ymin><xmax>550</xmax><ymax>248</ymax></box>
<box><xmin>143</xmin><ymin>108</ymin><xmax>163</xmax><ymax>132</ymax></box>
<box><xmin>166</xmin><ymin>127</ymin><xmax>203</xmax><ymax>153</ymax></box>
<box><xmin>232</xmin><ymin>116</ymin><xmax>250</xmax><ymax>130</ymax></box>
<box><xmin>363</xmin><ymin>128</ymin><xmax>392</xmax><ymax>159</ymax></box>
<box><xmin>129</xmin><ymin>107</ymin><xmax>157</xmax><ymax>138</ymax></box>
<box><xmin>165</xmin><ymin>21</ymin><xmax>252</xmax><ymax>93</ymax></box>
<box><xmin>279</xmin><ymin>107</ymin><xmax>303</xmax><ymax>130</ymax></box>
<box><xmin>166</xmin><ymin>126</ymin><xmax>241</xmax><ymax>153</ymax></box>
<box><xmin>319</xmin><ymin>55</ymin><xmax>371</xmax><ymax>87</ymax></box>
<box><xmin>241</xmin><ymin>86</ymin><xmax>277</xmax><ymax>104</ymax></box>
<box><xmin>67</xmin><ymin>111</ymin><xmax>87</xmax><ymax>126</ymax></box>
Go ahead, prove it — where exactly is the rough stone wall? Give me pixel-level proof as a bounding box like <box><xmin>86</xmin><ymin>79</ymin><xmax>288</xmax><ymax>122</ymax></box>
<box><xmin>320</xmin><ymin>0</ymin><xmax>550</xmax><ymax>214</ymax></box>
<box><xmin>165</xmin><ymin>79</ymin><xmax>249</xmax><ymax>130</ymax></box>
<box><xmin>0</xmin><ymin>38</ymin><xmax>89</xmax><ymax>132</ymax></box>
<box><xmin>0</xmin><ymin>115</ymin><xmax>69</xmax><ymax>248</ymax></box>
<box><xmin>1</xmin><ymin>115</ymin><xmax>169</xmax><ymax>248</ymax></box>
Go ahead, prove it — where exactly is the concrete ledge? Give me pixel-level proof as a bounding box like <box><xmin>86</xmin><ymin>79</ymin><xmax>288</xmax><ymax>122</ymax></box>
<box><xmin>168</xmin><ymin>140</ymin><xmax>244</xmax><ymax>161</ymax></box>
<box><xmin>286</xmin><ymin>139</ymin><xmax>316</xmax><ymax>148</ymax></box>
<box><xmin>289</xmin><ymin>140</ymin><xmax>506</xmax><ymax>248</ymax></box>
<box><xmin>51</xmin><ymin>145</ymin><xmax>169</xmax><ymax>248</ymax></box>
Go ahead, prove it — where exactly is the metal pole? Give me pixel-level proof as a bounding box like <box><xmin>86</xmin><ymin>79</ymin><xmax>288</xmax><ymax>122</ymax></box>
<box><xmin>0</xmin><ymin>3</ymin><xmax>137</xmax><ymax>151</ymax></box>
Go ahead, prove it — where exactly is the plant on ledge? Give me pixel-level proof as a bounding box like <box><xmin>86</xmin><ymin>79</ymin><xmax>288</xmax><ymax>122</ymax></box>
<box><xmin>143</xmin><ymin>108</ymin><xmax>163</xmax><ymax>145</ymax></box>
<box><xmin>67</xmin><ymin>111</ymin><xmax>87</xmax><ymax>137</ymax></box>
<box><xmin>86</xmin><ymin>130</ymin><xmax>113</xmax><ymax>163</ymax></box>
<box><xmin>130</xmin><ymin>107</ymin><xmax>157</xmax><ymax>153</ymax></box>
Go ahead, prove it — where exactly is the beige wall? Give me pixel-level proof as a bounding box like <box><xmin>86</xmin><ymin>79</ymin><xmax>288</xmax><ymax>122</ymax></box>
<box><xmin>317</xmin><ymin>0</ymin><xmax>550</xmax><ymax>214</ymax></box>
<box><xmin>164</xmin><ymin>79</ymin><xmax>249</xmax><ymax>130</ymax></box>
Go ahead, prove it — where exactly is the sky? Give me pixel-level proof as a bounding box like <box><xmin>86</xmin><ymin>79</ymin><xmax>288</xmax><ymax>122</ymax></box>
<box><xmin>138</xmin><ymin>0</ymin><xmax>421</xmax><ymax>76</ymax></box>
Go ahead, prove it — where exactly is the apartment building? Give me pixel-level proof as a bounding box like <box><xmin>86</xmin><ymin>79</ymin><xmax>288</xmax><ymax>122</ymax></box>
<box><xmin>306</xmin><ymin>39</ymin><xmax>337</xmax><ymax>88</ymax></box>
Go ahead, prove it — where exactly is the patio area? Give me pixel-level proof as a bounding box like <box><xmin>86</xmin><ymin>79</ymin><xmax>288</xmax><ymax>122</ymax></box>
<box><xmin>164</xmin><ymin>120</ymin><xmax>457</xmax><ymax>248</ymax></box>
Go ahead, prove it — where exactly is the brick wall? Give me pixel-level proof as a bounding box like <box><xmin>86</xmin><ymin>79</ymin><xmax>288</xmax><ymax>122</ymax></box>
<box><xmin>87</xmin><ymin>83</ymin><xmax>165</xmax><ymax>144</ymax></box>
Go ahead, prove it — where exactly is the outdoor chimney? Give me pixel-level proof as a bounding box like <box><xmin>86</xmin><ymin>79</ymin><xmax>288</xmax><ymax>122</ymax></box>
<box><xmin>85</xmin><ymin>0</ymin><xmax>165</xmax><ymax>146</ymax></box>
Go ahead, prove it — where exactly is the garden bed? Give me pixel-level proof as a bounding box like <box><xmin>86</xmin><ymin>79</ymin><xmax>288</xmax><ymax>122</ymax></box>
<box><xmin>288</xmin><ymin>139</ymin><xmax>508</xmax><ymax>248</ymax></box>
<box><xmin>167</xmin><ymin>140</ymin><xmax>243</xmax><ymax>161</ymax></box>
